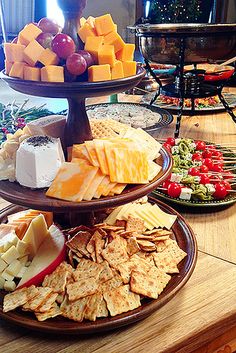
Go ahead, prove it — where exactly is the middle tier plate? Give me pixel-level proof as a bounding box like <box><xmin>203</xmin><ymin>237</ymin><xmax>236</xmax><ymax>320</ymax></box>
<box><xmin>0</xmin><ymin>147</ymin><xmax>172</xmax><ymax>213</ymax></box>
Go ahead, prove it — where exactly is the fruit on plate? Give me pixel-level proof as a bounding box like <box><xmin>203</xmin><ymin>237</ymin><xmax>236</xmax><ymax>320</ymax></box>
<box><xmin>4</xmin><ymin>14</ymin><xmax>136</xmax><ymax>83</ymax></box>
<box><xmin>17</xmin><ymin>224</ymin><xmax>66</xmax><ymax>289</ymax></box>
<box><xmin>159</xmin><ymin>138</ymin><xmax>236</xmax><ymax>201</ymax></box>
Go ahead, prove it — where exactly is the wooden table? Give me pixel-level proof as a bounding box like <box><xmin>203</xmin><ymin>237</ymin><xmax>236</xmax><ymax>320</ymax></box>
<box><xmin>0</xmin><ymin>89</ymin><xmax>236</xmax><ymax>353</ymax></box>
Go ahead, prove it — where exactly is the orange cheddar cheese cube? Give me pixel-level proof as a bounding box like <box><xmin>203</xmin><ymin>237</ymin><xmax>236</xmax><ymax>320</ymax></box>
<box><xmin>111</xmin><ymin>60</ymin><xmax>124</xmax><ymax>80</ymax></box>
<box><xmin>116</xmin><ymin>43</ymin><xmax>135</xmax><ymax>62</ymax></box>
<box><xmin>4</xmin><ymin>43</ymin><xmax>25</xmax><ymax>62</ymax></box>
<box><xmin>122</xmin><ymin>61</ymin><xmax>137</xmax><ymax>77</ymax></box>
<box><xmin>5</xmin><ymin>60</ymin><xmax>13</xmax><ymax>75</ymax></box>
<box><xmin>41</xmin><ymin>65</ymin><xmax>64</xmax><ymax>82</ymax></box>
<box><xmin>23</xmin><ymin>40</ymin><xmax>45</xmax><ymax>66</ymax></box>
<box><xmin>80</xmin><ymin>17</ymin><xmax>87</xmax><ymax>26</ymax></box>
<box><xmin>39</xmin><ymin>48</ymin><xmax>59</xmax><ymax>66</ymax></box>
<box><xmin>98</xmin><ymin>45</ymin><xmax>116</xmax><ymax>68</ymax></box>
<box><xmin>86</xmin><ymin>16</ymin><xmax>95</xmax><ymax>28</ymax></box>
<box><xmin>9</xmin><ymin>62</ymin><xmax>27</xmax><ymax>79</ymax></box>
<box><xmin>23</xmin><ymin>66</ymin><xmax>41</xmax><ymax>81</ymax></box>
<box><xmin>95</xmin><ymin>14</ymin><xmax>116</xmax><ymax>36</ymax></box>
<box><xmin>84</xmin><ymin>36</ymin><xmax>104</xmax><ymax>62</ymax></box>
<box><xmin>88</xmin><ymin>64</ymin><xmax>111</xmax><ymax>82</ymax></box>
<box><xmin>18</xmin><ymin>23</ymin><xmax>42</xmax><ymax>46</ymax></box>
<box><xmin>78</xmin><ymin>23</ymin><xmax>96</xmax><ymax>43</ymax></box>
<box><xmin>104</xmin><ymin>31</ymin><xmax>125</xmax><ymax>53</ymax></box>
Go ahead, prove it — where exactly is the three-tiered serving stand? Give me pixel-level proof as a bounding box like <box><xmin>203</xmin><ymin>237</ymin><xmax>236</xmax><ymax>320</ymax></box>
<box><xmin>0</xmin><ymin>0</ymin><xmax>197</xmax><ymax>333</ymax></box>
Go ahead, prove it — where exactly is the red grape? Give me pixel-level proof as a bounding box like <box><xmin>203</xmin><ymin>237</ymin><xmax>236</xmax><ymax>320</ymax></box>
<box><xmin>77</xmin><ymin>50</ymin><xmax>94</xmax><ymax>67</ymax></box>
<box><xmin>36</xmin><ymin>32</ymin><xmax>53</xmax><ymax>49</ymax></box>
<box><xmin>213</xmin><ymin>183</ymin><xmax>227</xmax><ymax>199</ymax></box>
<box><xmin>167</xmin><ymin>183</ymin><xmax>182</xmax><ymax>198</ymax></box>
<box><xmin>38</xmin><ymin>17</ymin><xmax>61</xmax><ymax>35</ymax></box>
<box><xmin>188</xmin><ymin>167</ymin><xmax>200</xmax><ymax>176</ymax></box>
<box><xmin>195</xmin><ymin>140</ymin><xmax>206</xmax><ymax>151</ymax></box>
<box><xmin>52</xmin><ymin>33</ymin><xmax>75</xmax><ymax>59</ymax></box>
<box><xmin>66</xmin><ymin>53</ymin><xmax>87</xmax><ymax>76</ymax></box>
<box><xmin>166</xmin><ymin>137</ymin><xmax>175</xmax><ymax>146</ymax></box>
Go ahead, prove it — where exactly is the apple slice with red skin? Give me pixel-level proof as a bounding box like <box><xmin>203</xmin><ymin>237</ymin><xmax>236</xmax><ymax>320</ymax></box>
<box><xmin>17</xmin><ymin>225</ymin><xmax>66</xmax><ymax>289</ymax></box>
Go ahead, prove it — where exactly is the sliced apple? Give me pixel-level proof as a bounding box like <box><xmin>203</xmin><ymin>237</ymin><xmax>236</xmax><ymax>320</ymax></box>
<box><xmin>17</xmin><ymin>224</ymin><xmax>66</xmax><ymax>289</ymax></box>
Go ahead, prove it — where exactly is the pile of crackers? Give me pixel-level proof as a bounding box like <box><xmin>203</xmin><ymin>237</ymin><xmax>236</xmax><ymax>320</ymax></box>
<box><xmin>3</xmin><ymin>214</ymin><xmax>187</xmax><ymax>322</ymax></box>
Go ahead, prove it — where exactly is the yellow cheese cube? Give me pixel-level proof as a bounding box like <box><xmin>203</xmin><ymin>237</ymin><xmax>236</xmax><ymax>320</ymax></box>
<box><xmin>23</xmin><ymin>66</ymin><xmax>41</xmax><ymax>81</ymax></box>
<box><xmin>104</xmin><ymin>31</ymin><xmax>125</xmax><ymax>53</ymax></box>
<box><xmin>9</xmin><ymin>62</ymin><xmax>27</xmax><ymax>79</ymax></box>
<box><xmin>1</xmin><ymin>245</ymin><xmax>20</xmax><ymax>264</ymax></box>
<box><xmin>5</xmin><ymin>60</ymin><xmax>13</xmax><ymax>75</ymax></box>
<box><xmin>4</xmin><ymin>280</ymin><xmax>16</xmax><ymax>292</ymax></box>
<box><xmin>0</xmin><ymin>258</ymin><xmax>8</xmax><ymax>272</ymax></box>
<box><xmin>39</xmin><ymin>48</ymin><xmax>59</xmax><ymax>66</ymax></box>
<box><xmin>41</xmin><ymin>65</ymin><xmax>64</xmax><ymax>82</ymax></box>
<box><xmin>98</xmin><ymin>44</ymin><xmax>116</xmax><ymax>67</ymax></box>
<box><xmin>5</xmin><ymin>259</ymin><xmax>22</xmax><ymax>276</ymax></box>
<box><xmin>86</xmin><ymin>16</ymin><xmax>95</xmax><ymax>28</ymax></box>
<box><xmin>116</xmin><ymin>43</ymin><xmax>135</xmax><ymax>62</ymax></box>
<box><xmin>0</xmin><ymin>277</ymin><xmax>5</xmax><ymax>290</ymax></box>
<box><xmin>4</xmin><ymin>43</ymin><xmax>25</xmax><ymax>62</ymax></box>
<box><xmin>84</xmin><ymin>36</ymin><xmax>104</xmax><ymax>62</ymax></box>
<box><xmin>95</xmin><ymin>14</ymin><xmax>116</xmax><ymax>36</ymax></box>
<box><xmin>122</xmin><ymin>61</ymin><xmax>137</xmax><ymax>77</ymax></box>
<box><xmin>1</xmin><ymin>269</ymin><xmax>14</xmax><ymax>281</ymax></box>
<box><xmin>18</xmin><ymin>23</ymin><xmax>42</xmax><ymax>46</ymax></box>
<box><xmin>88</xmin><ymin>64</ymin><xmax>111</xmax><ymax>82</ymax></box>
<box><xmin>80</xmin><ymin>17</ymin><xmax>87</xmax><ymax>26</ymax></box>
<box><xmin>78</xmin><ymin>23</ymin><xmax>96</xmax><ymax>43</ymax></box>
<box><xmin>23</xmin><ymin>40</ymin><xmax>45</xmax><ymax>66</ymax></box>
<box><xmin>111</xmin><ymin>60</ymin><xmax>124</xmax><ymax>80</ymax></box>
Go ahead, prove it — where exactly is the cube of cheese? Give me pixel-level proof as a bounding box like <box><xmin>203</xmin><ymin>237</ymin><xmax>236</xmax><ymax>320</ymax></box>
<box><xmin>9</xmin><ymin>61</ymin><xmax>26</xmax><ymax>79</ymax></box>
<box><xmin>18</xmin><ymin>23</ymin><xmax>42</xmax><ymax>46</ymax></box>
<box><xmin>1</xmin><ymin>245</ymin><xmax>20</xmax><ymax>264</ymax></box>
<box><xmin>95</xmin><ymin>14</ymin><xmax>116</xmax><ymax>36</ymax></box>
<box><xmin>39</xmin><ymin>48</ymin><xmax>59</xmax><ymax>66</ymax></box>
<box><xmin>23</xmin><ymin>40</ymin><xmax>45</xmax><ymax>66</ymax></box>
<box><xmin>78</xmin><ymin>23</ymin><xmax>96</xmax><ymax>43</ymax></box>
<box><xmin>16</xmin><ymin>240</ymin><xmax>29</xmax><ymax>256</ymax></box>
<box><xmin>5</xmin><ymin>60</ymin><xmax>13</xmax><ymax>75</ymax></box>
<box><xmin>4</xmin><ymin>280</ymin><xmax>16</xmax><ymax>291</ymax></box>
<box><xmin>86</xmin><ymin>16</ymin><xmax>95</xmax><ymax>28</ymax></box>
<box><xmin>15</xmin><ymin>266</ymin><xmax>27</xmax><ymax>279</ymax></box>
<box><xmin>41</xmin><ymin>65</ymin><xmax>64</xmax><ymax>82</ymax></box>
<box><xmin>0</xmin><ymin>232</ymin><xmax>18</xmax><ymax>253</ymax></box>
<box><xmin>0</xmin><ymin>277</ymin><xmax>5</xmax><ymax>289</ymax></box>
<box><xmin>0</xmin><ymin>258</ymin><xmax>8</xmax><ymax>272</ymax></box>
<box><xmin>104</xmin><ymin>31</ymin><xmax>125</xmax><ymax>53</ymax></box>
<box><xmin>1</xmin><ymin>269</ymin><xmax>14</xmax><ymax>281</ymax></box>
<box><xmin>122</xmin><ymin>61</ymin><xmax>137</xmax><ymax>77</ymax></box>
<box><xmin>111</xmin><ymin>60</ymin><xmax>124</xmax><ymax>80</ymax></box>
<box><xmin>98</xmin><ymin>45</ymin><xmax>116</xmax><ymax>67</ymax></box>
<box><xmin>23</xmin><ymin>66</ymin><xmax>41</xmax><ymax>81</ymax></box>
<box><xmin>5</xmin><ymin>259</ymin><xmax>22</xmax><ymax>276</ymax></box>
<box><xmin>84</xmin><ymin>36</ymin><xmax>104</xmax><ymax>62</ymax></box>
<box><xmin>4</xmin><ymin>43</ymin><xmax>25</xmax><ymax>62</ymax></box>
<box><xmin>80</xmin><ymin>17</ymin><xmax>87</xmax><ymax>26</ymax></box>
<box><xmin>88</xmin><ymin>64</ymin><xmax>111</xmax><ymax>82</ymax></box>
<box><xmin>116</xmin><ymin>43</ymin><xmax>135</xmax><ymax>62</ymax></box>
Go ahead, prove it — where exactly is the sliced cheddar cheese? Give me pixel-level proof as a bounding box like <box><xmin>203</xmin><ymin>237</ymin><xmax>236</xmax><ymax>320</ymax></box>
<box><xmin>83</xmin><ymin>169</ymin><xmax>106</xmax><ymax>201</ymax></box>
<box><xmin>93</xmin><ymin>139</ymin><xmax>109</xmax><ymax>175</ymax></box>
<box><xmin>84</xmin><ymin>140</ymin><xmax>100</xmax><ymax>167</ymax></box>
<box><xmin>71</xmin><ymin>144</ymin><xmax>92</xmax><ymax>163</ymax></box>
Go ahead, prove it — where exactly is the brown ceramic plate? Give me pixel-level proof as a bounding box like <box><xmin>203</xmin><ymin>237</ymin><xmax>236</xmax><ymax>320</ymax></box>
<box><xmin>0</xmin><ymin>197</ymin><xmax>197</xmax><ymax>334</ymax></box>
<box><xmin>0</xmin><ymin>148</ymin><xmax>172</xmax><ymax>213</ymax></box>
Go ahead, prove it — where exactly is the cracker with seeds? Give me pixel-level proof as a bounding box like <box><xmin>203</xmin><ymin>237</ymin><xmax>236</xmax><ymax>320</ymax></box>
<box><xmin>99</xmin><ymin>260</ymin><xmax>114</xmax><ymax>283</ymax></box>
<box><xmin>22</xmin><ymin>287</ymin><xmax>53</xmax><ymax>311</ymax></box>
<box><xmin>35</xmin><ymin>303</ymin><xmax>62</xmax><ymax>322</ymax></box>
<box><xmin>60</xmin><ymin>295</ymin><xmax>88</xmax><ymax>322</ymax></box>
<box><xmin>126</xmin><ymin>215</ymin><xmax>145</xmax><ymax>233</ymax></box>
<box><xmin>83</xmin><ymin>293</ymin><xmax>104</xmax><ymax>322</ymax></box>
<box><xmin>67</xmin><ymin>277</ymin><xmax>99</xmax><ymax>301</ymax></box>
<box><xmin>130</xmin><ymin>270</ymin><xmax>160</xmax><ymax>299</ymax></box>
<box><xmin>137</xmin><ymin>239</ymin><xmax>156</xmax><ymax>252</ymax></box>
<box><xmin>94</xmin><ymin>231</ymin><xmax>106</xmax><ymax>263</ymax></box>
<box><xmin>152</xmin><ymin>251</ymin><xmax>179</xmax><ymax>274</ymax></box>
<box><xmin>36</xmin><ymin>292</ymin><xmax>58</xmax><ymax>313</ymax></box>
<box><xmin>100</xmin><ymin>269</ymin><xmax>123</xmax><ymax>293</ymax></box>
<box><xmin>3</xmin><ymin>285</ymin><xmax>38</xmax><ymax>312</ymax></box>
<box><xmin>101</xmin><ymin>235</ymin><xmax>129</xmax><ymax>269</ymax></box>
<box><xmin>66</xmin><ymin>231</ymin><xmax>92</xmax><ymax>258</ymax></box>
<box><xmin>103</xmin><ymin>284</ymin><xmax>141</xmax><ymax>317</ymax></box>
<box><xmin>116</xmin><ymin>254</ymin><xmax>152</xmax><ymax>284</ymax></box>
<box><xmin>42</xmin><ymin>265</ymin><xmax>72</xmax><ymax>294</ymax></box>
<box><xmin>73</xmin><ymin>258</ymin><xmax>103</xmax><ymax>281</ymax></box>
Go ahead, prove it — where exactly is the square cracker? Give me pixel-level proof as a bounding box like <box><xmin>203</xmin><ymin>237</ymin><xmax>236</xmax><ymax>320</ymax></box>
<box><xmin>101</xmin><ymin>235</ymin><xmax>129</xmax><ymax>269</ymax></box>
<box><xmin>60</xmin><ymin>295</ymin><xmax>88</xmax><ymax>322</ymax></box>
<box><xmin>165</xmin><ymin>239</ymin><xmax>187</xmax><ymax>264</ymax></box>
<box><xmin>83</xmin><ymin>293</ymin><xmax>104</xmax><ymax>322</ymax></box>
<box><xmin>73</xmin><ymin>258</ymin><xmax>103</xmax><ymax>281</ymax></box>
<box><xmin>42</xmin><ymin>267</ymin><xmax>71</xmax><ymax>294</ymax></box>
<box><xmin>35</xmin><ymin>303</ymin><xmax>61</xmax><ymax>321</ymax></box>
<box><xmin>99</xmin><ymin>261</ymin><xmax>114</xmax><ymax>283</ymax></box>
<box><xmin>67</xmin><ymin>277</ymin><xmax>99</xmax><ymax>301</ymax></box>
<box><xmin>22</xmin><ymin>287</ymin><xmax>53</xmax><ymax>311</ymax></box>
<box><xmin>3</xmin><ymin>285</ymin><xmax>38</xmax><ymax>312</ymax></box>
<box><xmin>130</xmin><ymin>270</ymin><xmax>160</xmax><ymax>299</ymax></box>
<box><xmin>152</xmin><ymin>251</ymin><xmax>179</xmax><ymax>274</ymax></box>
<box><xmin>103</xmin><ymin>284</ymin><xmax>141</xmax><ymax>316</ymax></box>
<box><xmin>126</xmin><ymin>215</ymin><xmax>145</xmax><ymax>233</ymax></box>
<box><xmin>100</xmin><ymin>269</ymin><xmax>123</xmax><ymax>293</ymax></box>
<box><xmin>116</xmin><ymin>254</ymin><xmax>152</xmax><ymax>284</ymax></box>
<box><xmin>36</xmin><ymin>292</ymin><xmax>58</xmax><ymax>313</ymax></box>
<box><xmin>66</xmin><ymin>231</ymin><xmax>92</xmax><ymax>258</ymax></box>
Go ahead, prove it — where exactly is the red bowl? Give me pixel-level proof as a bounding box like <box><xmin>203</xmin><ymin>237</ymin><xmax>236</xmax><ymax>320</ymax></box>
<box><xmin>204</xmin><ymin>67</ymin><xmax>235</xmax><ymax>82</ymax></box>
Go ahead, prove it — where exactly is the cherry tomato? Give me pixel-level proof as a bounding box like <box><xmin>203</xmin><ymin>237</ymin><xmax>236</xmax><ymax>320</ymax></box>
<box><xmin>211</xmin><ymin>175</ymin><xmax>222</xmax><ymax>184</ymax></box>
<box><xmin>211</xmin><ymin>163</ymin><xmax>224</xmax><ymax>173</ymax></box>
<box><xmin>167</xmin><ymin>183</ymin><xmax>182</xmax><ymax>198</ymax></box>
<box><xmin>224</xmin><ymin>171</ymin><xmax>234</xmax><ymax>181</ymax></box>
<box><xmin>188</xmin><ymin>167</ymin><xmax>200</xmax><ymax>176</ymax></box>
<box><xmin>195</xmin><ymin>140</ymin><xmax>206</xmax><ymax>151</ymax></box>
<box><xmin>202</xmin><ymin>150</ymin><xmax>213</xmax><ymax>159</ymax></box>
<box><xmin>192</xmin><ymin>152</ymin><xmax>203</xmax><ymax>161</ymax></box>
<box><xmin>200</xmin><ymin>174</ymin><xmax>210</xmax><ymax>184</ymax></box>
<box><xmin>211</xmin><ymin>150</ymin><xmax>223</xmax><ymax>158</ymax></box>
<box><xmin>220</xmin><ymin>180</ymin><xmax>232</xmax><ymax>191</ymax></box>
<box><xmin>203</xmin><ymin>158</ymin><xmax>214</xmax><ymax>170</ymax></box>
<box><xmin>200</xmin><ymin>164</ymin><xmax>209</xmax><ymax>173</ymax></box>
<box><xmin>162</xmin><ymin>180</ymin><xmax>171</xmax><ymax>191</ymax></box>
<box><xmin>163</xmin><ymin>142</ymin><xmax>172</xmax><ymax>152</ymax></box>
<box><xmin>213</xmin><ymin>183</ymin><xmax>228</xmax><ymax>199</ymax></box>
<box><xmin>166</xmin><ymin>137</ymin><xmax>175</xmax><ymax>146</ymax></box>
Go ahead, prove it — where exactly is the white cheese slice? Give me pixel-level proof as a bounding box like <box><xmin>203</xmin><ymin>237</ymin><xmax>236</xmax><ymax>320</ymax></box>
<box><xmin>170</xmin><ymin>173</ymin><xmax>182</xmax><ymax>183</ymax></box>
<box><xmin>104</xmin><ymin>205</ymin><xmax>123</xmax><ymax>225</ymax></box>
<box><xmin>5</xmin><ymin>259</ymin><xmax>22</xmax><ymax>276</ymax></box>
<box><xmin>1</xmin><ymin>245</ymin><xmax>20</xmax><ymax>264</ymax></box>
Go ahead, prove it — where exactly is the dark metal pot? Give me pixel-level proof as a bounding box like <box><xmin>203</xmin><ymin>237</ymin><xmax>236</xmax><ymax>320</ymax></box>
<box><xmin>130</xmin><ymin>23</ymin><xmax>236</xmax><ymax>64</ymax></box>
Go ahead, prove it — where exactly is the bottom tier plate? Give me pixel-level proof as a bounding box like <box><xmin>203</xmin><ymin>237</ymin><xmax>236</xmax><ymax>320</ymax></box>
<box><xmin>0</xmin><ymin>197</ymin><xmax>197</xmax><ymax>334</ymax></box>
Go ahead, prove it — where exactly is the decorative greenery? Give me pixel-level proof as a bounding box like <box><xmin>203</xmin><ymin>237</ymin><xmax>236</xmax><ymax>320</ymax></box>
<box><xmin>0</xmin><ymin>100</ymin><xmax>54</xmax><ymax>144</ymax></box>
<box><xmin>149</xmin><ymin>0</ymin><xmax>202</xmax><ymax>23</ymax></box>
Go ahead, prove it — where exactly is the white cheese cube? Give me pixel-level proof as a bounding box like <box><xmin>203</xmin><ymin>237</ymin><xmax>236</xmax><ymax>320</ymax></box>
<box><xmin>0</xmin><ymin>258</ymin><xmax>8</xmax><ymax>272</ymax></box>
<box><xmin>193</xmin><ymin>160</ymin><xmax>202</xmax><ymax>166</ymax></box>
<box><xmin>18</xmin><ymin>254</ymin><xmax>29</xmax><ymax>266</ymax></box>
<box><xmin>194</xmin><ymin>176</ymin><xmax>201</xmax><ymax>183</ymax></box>
<box><xmin>185</xmin><ymin>153</ymin><xmax>192</xmax><ymax>161</ymax></box>
<box><xmin>175</xmin><ymin>138</ymin><xmax>182</xmax><ymax>145</ymax></box>
<box><xmin>15</xmin><ymin>266</ymin><xmax>27</xmax><ymax>278</ymax></box>
<box><xmin>0</xmin><ymin>231</ymin><xmax>18</xmax><ymax>253</ymax></box>
<box><xmin>179</xmin><ymin>187</ymin><xmax>193</xmax><ymax>200</ymax></box>
<box><xmin>16</xmin><ymin>240</ymin><xmax>29</xmax><ymax>256</ymax></box>
<box><xmin>0</xmin><ymin>276</ymin><xmax>6</xmax><ymax>289</ymax></box>
<box><xmin>6</xmin><ymin>259</ymin><xmax>22</xmax><ymax>276</ymax></box>
<box><xmin>189</xmin><ymin>142</ymin><xmax>196</xmax><ymax>150</ymax></box>
<box><xmin>205</xmin><ymin>183</ymin><xmax>216</xmax><ymax>194</ymax></box>
<box><xmin>171</xmin><ymin>146</ymin><xmax>179</xmax><ymax>154</ymax></box>
<box><xmin>1</xmin><ymin>269</ymin><xmax>15</xmax><ymax>281</ymax></box>
<box><xmin>170</xmin><ymin>173</ymin><xmax>182</xmax><ymax>183</ymax></box>
<box><xmin>1</xmin><ymin>245</ymin><xmax>20</xmax><ymax>264</ymax></box>
<box><xmin>4</xmin><ymin>280</ymin><xmax>16</xmax><ymax>292</ymax></box>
